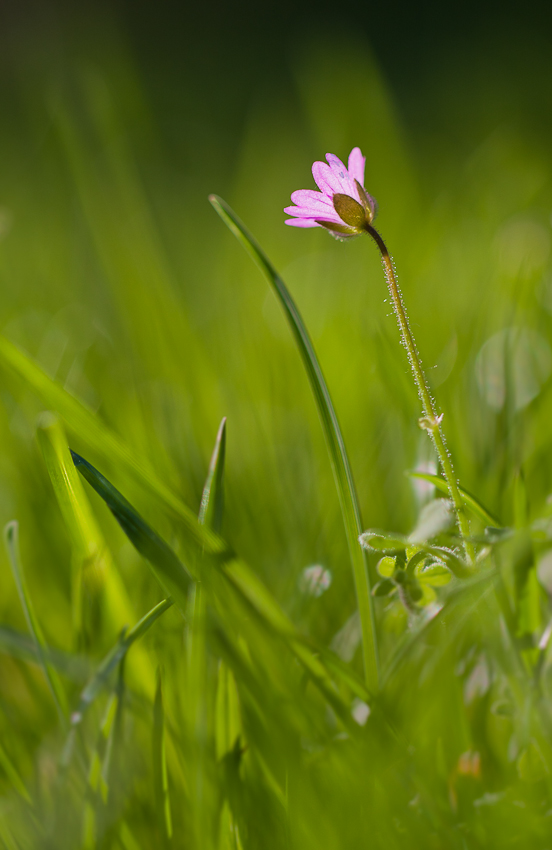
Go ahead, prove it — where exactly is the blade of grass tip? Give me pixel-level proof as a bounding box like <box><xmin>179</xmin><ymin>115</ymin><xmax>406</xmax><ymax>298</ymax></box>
<box><xmin>153</xmin><ymin>669</ymin><xmax>173</xmax><ymax>843</ymax></box>
<box><xmin>4</xmin><ymin>521</ymin><xmax>68</xmax><ymax>724</ymax></box>
<box><xmin>209</xmin><ymin>195</ymin><xmax>378</xmax><ymax>691</ymax></box>
<box><xmin>71</xmin><ymin>450</ymin><xmax>192</xmax><ymax>614</ymax></box>
<box><xmin>36</xmin><ymin>412</ymin><xmax>156</xmax><ymax>696</ymax></box>
<box><xmin>62</xmin><ymin>596</ymin><xmax>172</xmax><ymax>769</ymax></box>
<box><xmin>199</xmin><ymin>417</ymin><xmax>226</xmax><ymax>533</ymax></box>
<box><xmin>409</xmin><ymin>471</ymin><xmax>501</xmax><ymax>527</ymax></box>
<box><xmin>0</xmin><ymin>334</ymin><xmax>213</xmax><ymax>551</ymax></box>
<box><xmin>70</xmin><ymin>597</ymin><xmax>173</xmax><ymax>731</ymax></box>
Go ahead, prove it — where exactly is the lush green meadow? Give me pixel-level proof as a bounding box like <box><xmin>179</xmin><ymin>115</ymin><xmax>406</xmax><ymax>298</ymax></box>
<box><xmin>2</xmin><ymin>7</ymin><xmax>552</xmax><ymax>848</ymax></box>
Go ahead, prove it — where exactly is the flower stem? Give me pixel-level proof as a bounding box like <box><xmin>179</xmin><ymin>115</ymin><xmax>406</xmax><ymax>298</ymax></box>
<box><xmin>365</xmin><ymin>224</ymin><xmax>474</xmax><ymax>564</ymax></box>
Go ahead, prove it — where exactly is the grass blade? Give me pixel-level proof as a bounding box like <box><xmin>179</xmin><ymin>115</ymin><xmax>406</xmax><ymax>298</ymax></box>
<box><xmin>37</xmin><ymin>413</ymin><xmax>156</xmax><ymax>694</ymax></box>
<box><xmin>209</xmin><ymin>194</ymin><xmax>379</xmax><ymax>690</ymax></box>
<box><xmin>0</xmin><ymin>334</ymin><xmax>212</xmax><ymax>550</ymax></box>
<box><xmin>70</xmin><ymin>597</ymin><xmax>173</xmax><ymax>731</ymax></box>
<box><xmin>409</xmin><ymin>471</ymin><xmax>501</xmax><ymax>527</ymax></box>
<box><xmin>4</xmin><ymin>521</ymin><xmax>68</xmax><ymax>723</ymax></box>
<box><xmin>71</xmin><ymin>450</ymin><xmax>192</xmax><ymax>613</ymax></box>
<box><xmin>72</xmin><ymin>449</ymin><xmax>365</xmax><ymax>717</ymax></box>
<box><xmin>199</xmin><ymin>417</ymin><xmax>226</xmax><ymax>533</ymax></box>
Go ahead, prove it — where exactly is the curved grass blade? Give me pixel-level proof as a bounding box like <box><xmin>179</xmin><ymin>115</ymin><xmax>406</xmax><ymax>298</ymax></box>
<box><xmin>409</xmin><ymin>471</ymin><xmax>500</xmax><ymax>527</ymax></box>
<box><xmin>209</xmin><ymin>194</ymin><xmax>378</xmax><ymax>691</ymax></box>
<box><xmin>4</xmin><ymin>521</ymin><xmax>68</xmax><ymax>724</ymax></box>
<box><xmin>71</xmin><ymin>450</ymin><xmax>192</xmax><ymax>612</ymax></box>
<box><xmin>70</xmin><ymin>597</ymin><xmax>173</xmax><ymax>732</ymax></box>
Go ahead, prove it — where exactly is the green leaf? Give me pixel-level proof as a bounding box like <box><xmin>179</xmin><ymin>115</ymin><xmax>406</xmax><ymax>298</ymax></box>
<box><xmin>376</xmin><ymin>556</ymin><xmax>396</xmax><ymax>578</ymax></box>
<box><xmin>360</xmin><ymin>530</ymin><xmax>408</xmax><ymax>554</ymax></box>
<box><xmin>361</xmin><ymin>530</ymin><xmax>471</xmax><ymax>578</ymax></box>
<box><xmin>209</xmin><ymin>194</ymin><xmax>378</xmax><ymax>691</ymax></box>
<box><xmin>414</xmin><ymin>562</ymin><xmax>452</xmax><ymax>587</ymax></box>
<box><xmin>409</xmin><ymin>471</ymin><xmax>500</xmax><ymax>527</ymax></box>
<box><xmin>4</xmin><ymin>520</ymin><xmax>68</xmax><ymax>723</ymax></box>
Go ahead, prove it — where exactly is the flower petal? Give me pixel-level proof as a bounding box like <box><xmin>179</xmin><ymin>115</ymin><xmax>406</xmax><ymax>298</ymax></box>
<box><xmin>285</xmin><ymin>217</ymin><xmax>322</xmax><ymax>228</ymax></box>
<box><xmin>290</xmin><ymin>189</ymin><xmax>334</xmax><ymax>208</ymax></box>
<box><xmin>326</xmin><ymin>153</ymin><xmax>357</xmax><ymax>195</ymax></box>
<box><xmin>312</xmin><ymin>160</ymin><xmax>343</xmax><ymax>197</ymax></box>
<box><xmin>347</xmin><ymin>147</ymin><xmax>365</xmax><ymax>185</ymax></box>
<box><xmin>284</xmin><ymin>205</ymin><xmax>343</xmax><ymax>223</ymax></box>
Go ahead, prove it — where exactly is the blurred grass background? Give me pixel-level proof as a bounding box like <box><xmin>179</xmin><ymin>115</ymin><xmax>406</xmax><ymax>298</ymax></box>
<box><xmin>2</xmin><ymin>0</ymin><xmax>552</xmax><ymax>846</ymax></box>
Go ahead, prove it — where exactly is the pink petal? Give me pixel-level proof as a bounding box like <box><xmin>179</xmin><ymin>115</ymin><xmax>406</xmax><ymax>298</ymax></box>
<box><xmin>290</xmin><ymin>189</ymin><xmax>334</xmax><ymax>208</ymax></box>
<box><xmin>284</xmin><ymin>205</ymin><xmax>343</xmax><ymax>223</ymax></box>
<box><xmin>326</xmin><ymin>153</ymin><xmax>355</xmax><ymax>195</ymax></box>
<box><xmin>347</xmin><ymin>147</ymin><xmax>365</xmax><ymax>185</ymax></box>
<box><xmin>312</xmin><ymin>161</ymin><xmax>343</xmax><ymax>197</ymax></box>
<box><xmin>285</xmin><ymin>218</ymin><xmax>322</xmax><ymax>228</ymax></box>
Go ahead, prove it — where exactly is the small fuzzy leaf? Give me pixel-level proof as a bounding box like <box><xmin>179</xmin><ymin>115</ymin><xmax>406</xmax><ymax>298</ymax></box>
<box><xmin>376</xmin><ymin>556</ymin><xmax>396</xmax><ymax>578</ymax></box>
<box><xmin>414</xmin><ymin>562</ymin><xmax>452</xmax><ymax>587</ymax></box>
<box><xmin>359</xmin><ymin>530</ymin><xmax>407</xmax><ymax>553</ymax></box>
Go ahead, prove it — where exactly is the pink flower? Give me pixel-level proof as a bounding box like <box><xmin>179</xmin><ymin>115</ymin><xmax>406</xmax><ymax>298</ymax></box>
<box><xmin>284</xmin><ymin>147</ymin><xmax>377</xmax><ymax>240</ymax></box>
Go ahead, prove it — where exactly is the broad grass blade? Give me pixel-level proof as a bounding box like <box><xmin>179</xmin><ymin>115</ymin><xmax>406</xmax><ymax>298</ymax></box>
<box><xmin>71</xmin><ymin>451</ymin><xmax>192</xmax><ymax>612</ymax></box>
<box><xmin>209</xmin><ymin>195</ymin><xmax>379</xmax><ymax>691</ymax></box>
<box><xmin>4</xmin><ymin>521</ymin><xmax>68</xmax><ymax>723</ymax></box>
<box><xmin>409</xmin><ymin>471</ymin><xmax>500</xmax><ymax>527</ymax></box>
<box><xmin>36</xmin><ymin>412</ymin><xmax>156</xmax><ymax>694</ymax></box>
<box><xmin>0</xmin><ymin>334</ymin><xmax>210</xmax><ymax>549</ymax></box>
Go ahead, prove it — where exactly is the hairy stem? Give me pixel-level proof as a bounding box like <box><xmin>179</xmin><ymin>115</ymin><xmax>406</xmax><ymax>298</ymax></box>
<box><xmin>365</xmin><ymin>224</ymin><xmax>474</xmax><ymax>563</ymax></box>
